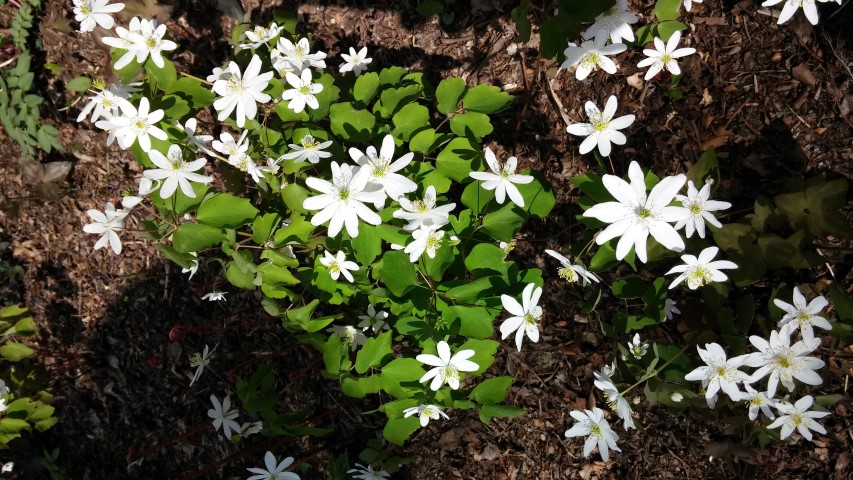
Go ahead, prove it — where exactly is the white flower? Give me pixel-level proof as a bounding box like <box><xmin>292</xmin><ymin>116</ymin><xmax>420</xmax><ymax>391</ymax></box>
<box><xmin>182</xmin><ymin>252</ymin><xmax>200</xmax><ymax>280</ymax></box>
<box><xmin>403</xmin><ymin>404</ymin><xmax>450</xmax><ymax>427</ymax></box>
<box><xmin>670</xmin><ymin>180</ymin><xmax>730</xmax><ymax>238</ymax></box>
<box><xmin>106</xmin><ymin>18</ymin><xmax>177</xmax><ymax>69</ymax></box>
<box><xmin>143</xmin><ymin>144</ymin><xmax>212</xmax><ymax>198</ymax></box>
<box><xmin>666</xmin><ymin>246</ymin><xmax>738</xmax><ymax>290</ymax></box>
<box><xmin>582</xmin><ymin>0</ymin><xmax>638</xmax><ymax>44</ymax></box>
<box><xmin>404</xmin><ymin>225</ymin><xmax>445</xmax><ymax>262</ymax></box>
<box><xmin>500</xmin><ymin>283</ymin><xmax>543</xmax><ymax>351</ymax></box>
<box><xmin>762</xmin><ymin>0</ymin><xmax>819</xmax><ymax>25</ymax></box>
<box><xmin>566</xmin><ymin>95</ymin><xmax>635</xmax><ymax>157</ymax></box>
<box><xmin>637</xmin><ymin>31</ymin><xmax>697</xmax><ymax>80</ymax></box>
<box><xmin>626</xmin><ymin>333</ymin><xmax>647</xmax><ymax>359</ymax></box>
<box><xmin>302</xmin><ymin>162</ymin><xmax>384</xmax><ymax>238</ymax></box>
<box><xmin>212</xmin><ymin>54</ymin><xmax>274</xmax><ymax>128</ymax></box>
<box><xmin>101</xmin><ymin>16</ymin><xmax>143</xmax><ymax>67</ymax></box>
<box><xmin>357</xmin><ymin>304</ymin><xmax>390</xmax><ymax>333</ymax></box>
<box><xmin>741</xmin><ymin>328</ymin><xmax>824</xmax><ymax>397</ymax></box>
<box><xmin>122</xmin><ymin>177</ymin><xmax>158</xmax><ymax>209</ymax></box>
<box><xmin>207</xmin><ymin>66</ymin><xmax>230</xmax><ymax>83</ymax></box>
<box><xmin>469</xmin><ymin>147</ymin><xmax>533</xmax><ymax>207</ymax></box>
<box><xmin>393</xmin><ymin>185</ymin><xmax>455</xmax><ymax>231</ymax></box>
<box><xmin>189</xmin><ymin>344</ymin><xmax>216</xmax><ymax>387</ymax></box>
<box><xmin>76</xmin><ymin>80</ymin><xmax>139</xmax><ymax>123</ymax></box>
<box><xmin>773</xmin><ymin>287</ymin><xmax>832</xmax><ymax>342</ymax></box>
<box><xmin>741</xmin><ymin>384</ymin><xmax>777</xmax><ymax>421</ymax></box>
<box><xmin>564</xmin><ymin>407</ymin><xmax>621</xmax><ymax>461</ymax></box>
<box><xmin>83</xmin><ymin>202</ymin><xmax>128</xmax><ymax>254</ymax></box>
<box><xmin>664</xmin><ymin>298</ymin><xmax>681</xmax><ymax>321</ymax></box>
<box><xmin>281</xmin><ymin>69</ymin><xmax>323</xmax><ymax>113</ymax></box>
<box><xmin>240</xmin><ymin>421</ymin><xmax>263</xmax><ymax>438</ymax></box>
<box><xmin>320</xmin><ymin>250</ymin><xmax>359</xmax><ymax>283</ymax></box>
<box><xmin>544</xmin><ymin>249</ymin><xmax>598</xmax><ymax>285</ymax></box>
<box><xmin>246</xmin><ymin>451</ymin><xmax>300</xmax><ymax>480</ymax></box>
<box><xmin>0</xmin><ymin>379</ymin><xmax>10</xmax><ymax>397</ymax></box>
<box><xmin>593</xmin><ymin>366</ymin><xmax>635</xmax><ymax>430</ymax></box>
<box><xmin>179</xmin><ymin>118</ymin><xmax>215</xmax><ymax>156</ymax></box>
<box><xmin>768</xmin><ymin>395</ymin><xmax>829</xmax><ymax>441</ymax></box>
<box><xmin>582</xmin><ymin>161</ymin><xmax>686</xmax><ymax>263</ymax></box>
<box><xmin>275</xmin><ymin>37</ymin><xmax>327</xmax><ymax>71</ymax></box>
<box><xmin>670</xmin><ymin>392</ymin><xmax>684</xmax><ymax>403</ymax></box>
<box><xmin>107</xmin><ymin>96</ymin><xmax>167</xmax><ymax>152</ymax></box>
<box><xmin>684</xmin><ymin>343</ymin><xmax>750</xmax><ymax>402</ymax></box>
<box><xmin>416</xmin><ymin>340</ymin><xmax>479</xmax><ymax>391</ymax></box>
<box><xmin>73</xmin><ymin>0</ymin><xmax>125</xmax><ymax>32</ymax></box>
<box><xmin>339</xmin><ymin>46</ymin><xmax>373</xmax><ymax>76</ymax></box>
<box><xmin>202</xmin><ymin>290</ymin><xmax>227</xmax><ymax>302</ymax></box>
<box><xmin>349</xmin><ymin>134</ymin><xmax>417</xmax><ymax>206</ymax></box>
<box><xmin>561</xmin><ymin>34</ymin><xmax>627</xmax><ymax>81</ymax></box>
<box><xmin>681</xmin><ymin>0</ymin><xmax>704</xmax><ymax>11</ymax></box>
<box><xmin>280</xmin><ymin>134</ymin><xmax>333</xmax><ymax>164</ymax></box>
<box><xmin>500</xmin><ymin>240</ymin><xmax>516</xmax><ymax>256</ymax></box>
<box><xmin>326</xmin><ymin>325</ymin><xmax>367</xmax><ymax>351</ymax></box>
<box><xmin>239</xmin><ymin>23</ymin><xmax>281</xmax><ymax>50</ymax></box>
<box><xmin>207</xmin><ymin>394</ymin><xmax>240</xmax><ymax>440</ymax></box>
<box><xmin>212</xmin><ymin>130</ymin><xmax>250</xmax><ymax>163</ymax></box>
<box><xmin>347</xmin><ymin>464</ymin><xmax>390</xmax><ymax>480</ymax></box>
<box><xmin>270</xmin><ymin>49</ymin><xmax>298</xmax><ymax>78</ymax></box>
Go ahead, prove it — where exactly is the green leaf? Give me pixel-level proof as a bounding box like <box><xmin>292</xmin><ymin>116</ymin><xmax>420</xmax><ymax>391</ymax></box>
<box><xmin>470</xmin><ymin>376</ymin><xmax>514</xmax><ymax>404</ymax></box>
<box><xmin>379</xmin><ymin>66</ymin><xmax>407</xmax><ymax>87</ymax></box>
<box><xmin>511</xmin><ymin>3</ymin><xmax>532</xmax><ymax>42</ymax></box>
<box><xmin>633</xmin><ymin>25</ymin><xmax>655</xmax><ymax>46</ymax></box>
<box><xmin>274</xmin><ymin>215</ymin><xmax>315</xmax><ymax>245</ymax></box>
<box><xmin>355</xmin><ymin>331</ymin><xmax>393</xmax><ymax>374</ymax></box>
<box><xmin>516</xmin><ymin>170</ymin><xmax>556</xmax><ymax>218</ymax></box>
<box><xmin>458</xmin><ymin>339</ymin><xmax>499</xmax><ymax>375</ymax></box>
<box><xmin>479</xmin><ymin>403</ymin><xmax>525</xmax><ymax>419</ymax></box>
<box><xmin>145</xmin><ymin>58</ymin><xmax>177</xmax><ymax>92</ymax></box>
<box><xmin>653</xmin><ymin>0</ymin><xmax>682</xmax><ymax>21</ymax></box>
<box><xmin>409</xmin><ymin>128</ymin><xmax>452</xmax><ymax>155</ymax></box>
<box><xmin>377</xmin><ymin>85</ymin><xmax>421</xmax><ymax>118</ymax></box>
<box><xmin>13</xmin><ymin>315</ymin><xmax>36</xmax><ymax>336</ymax></box>
<box><xmin>445</xmin><ymin>276</ymin><xmax>505</xmax><ymax>303</ymax></box>
<box><xmin>66</xmin><ymin>76</ymin><xmax>91</xmax><ymax>92</ymax></box>
<box><xmin>686</xmin><ymin>147</ymin><xmax>718</xmax><ymax>186</ymax></box>
<box><xmin>166</xmin><ymin>77</ymin><xmax>216</xmax><ymax>109</ymax></box>
<box><xmin>392</xmin><ymin>103</ymin><xmax>431</xmax><ymax>141</ymax></box>
<box><xmin>436</xmin><ymin>77</ymin><xmax>467</xmax><ymax>115</ymax></box>
<box><xmin>329</xmin><ymin>102</ymin><xmax>376</xmax><ymax>143</ymax></box>
<box><xmin>774</xmin><ymin>178</ymin><xmax>853</xmax><ymax>239</ymax></box>
<box><xmin>462</xmin><ymin>84</ymin><xmax>513</xmax><ymax>114</ymax></box>
<box><xmin>460</xmin><ymin>180</ymin><xmax>494</xmax><ymax>214</ymax></box>
<box><xmin>482</xmin><ymin>203</ymin><xmax>526</xmax><ymax>242</ymax></box>
<box><xmin>446</xmin><ymin>305</ymin><xmax>496</xmax><ymax>339</ymax></box>
<box><xmin>383</xmin><ymin>417</ymin><xmax>420</xmax><ymax>445</ymax></box>
<box><xmin>379</xmin><ymin>251</ymin><xmax>419</xmax><ymax>296</ymax></box>
<box><xmin>829</xmin><ymin>284</ymin><xmax>853</xmax><ymax>324</ymax></box>
<box><xmin>0</xmin><ymin>418</ymin><xmax>29</xmax><ymax>435</ymax></box>
<box><xmin>464</xmin><ymin>243</ymin><xmax>508</xmax><ymax>276</ymax></box>
<box><xmin>450</xmin><ymin>112</ymin><xmax>493</xmax><ymax>141</ymax></box>
<box><xmin>351</xmin><ymin>224</ymin><xmax>382</xmax><ymax>266</ymax></box>
<box><xmin>380</xmin><ymin>358</ymin><xmax>425</xmax><ymax>399</ymax></box>
<box><xmin>353</xmin><ymin>71</ymin><xmax>380</xmax><ymax>105</ymax></box>
<box><xmin>252</xmin><ymin>213</ymin><xmax>280</xmax><ymax>244</ymax></box>
<box><xmin>657</xmin><ymin>20</ymin><xmax>687</xmax><ymax>42</ymax></box>
<box><xmin>281</xmin><ymin>183</ymin><xmax>310</xmax><ymax>214</ymax></box>
<box><xmin>197</xmin><ymin>193</ymin><xmax>259</xmax><ymax>228</ymax></box>
<box><xmin>172</xmin><ymin>223</ymin><xmax>226</xmax><ymax>253</ymax></box>
<box><xmin>436</xmin><ymin>137</ymin><xmax>481</xmax><ymax>182</ymax></box>
<box><xmin>308</xmin><ymin>73</ymin><xmax>340</xmax><ymax>122</ymax></box>
<box><xmin>341</xmin><ymin>375</ymin><xmax>383</xmax><ymax>398</ymax></box>
<box><xmin>0</xmin><ymin>342</ymin><xmax>34</xmax><ymax>361</ymax></box>
<box><xmin>611</xmin><ymin>278</ymin><xmax>651</xmax><ymax>299</ymax></box>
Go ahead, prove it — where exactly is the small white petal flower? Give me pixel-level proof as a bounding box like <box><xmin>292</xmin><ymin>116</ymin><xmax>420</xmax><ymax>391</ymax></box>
<box><xmin>767</xmin><ymin>395</ymin><xmax>829</xmax><ymax>441</ymax></box>
<box><xmin>403</xmin><ymin>404</ymin><xmax>450</xmax><ymax>427</ymax></box>
<box><xmin>594</xmin><ymin>366</ymin><xmax>636</xmax><ymax>430</ymax></box>
<box><xmin>326</xmin><ymin>325</ymin><xmax>367</xmax><ymax>351</ymax></box>
<box><xmin>239</xmin><ymin>23</ymin><xmax>281</xmax><ymax>50</ymax></box>
<box><xmin>684</xmin><ymin>343</ymin><xmax>751</xmax><ymax>402</ymax></box>
<box><xmin>178</xmin><ymin>118</ymin><xmax>215</xmax><ymax>156</ymax></box>
<box><xmin>76</xmin><ymin>80</ymin><xmax>139</xmax><ymax>123</ymax></box>
<box><xmin>564</xmin><ymin>407</ymin><xmax>621</xmax><ymax>461</ymax></box>
<box><xmin>566</xmin><ymin>95</ymin><xmax>635</xmax><ymax>157</ymax></box>
<box><xmin>143</xmin><ymin>144</ymin><xmax>212</xmax><ymax>198</ymax></box>
<box><xmin>626</xmin><ymin>333</ymin><xmax>648</xmax><ymax>360</ymax></box>
<box><xmin>302</xmin><ymin>162</ymin><xmax>384</xmax><ymax>238</ymax></box>
<box><xmin>499</xmin><ymin>283</ymin><xmax>543</xmax><ymax>351</ymax></box>
<box><xmin>107</xmin><ymin>96</ymin><xmax>167</xmax><ymax>152</ymax></box>
<box><xmin>280</xmin><ymin>134</ymin><xmax>333</xmax><ymax>164</ymax></box>
<box><xmin>741</xmin><ymin>328</ymin><xmax>824</xmax><ymax>397</ymax></box>
<box><xmin>189</xmin><ymin>344</ymin><xmax>216</xmax><ymax>387</ymax></box>
<box><xmin>122</xmin><ymin>177</ymin><xmax>158</xmax><ymax>209</ymax></box>
<box><xmin>670</xmin><ymin>392</ymin><xmax>684</xmax><ymax>402</ymax></box>
<box><xmin>762</xmin><ymin>0</ymin><xmax>819</xmax><ymax>25</ymax></box>
<box><xmin>469</xmin><ymin>147</ymin><xmax>533</xmax><ymax>207</ymax></box>
<box><xmin>339</xmin><ymin>46</ymin><xmax>373</xmax><ymax>76</ymax></box>
<box><xmin>240</xmin><ymin>420</ymin><xmax>264</xmax><ymax>438</ymax></box>
<box><xmin>416</xmin><ymin>341</ymin><xmax>479</xmax><ymax>391</ymax></box>
<box><xmin>320</xmin><ymin>250</ymin><xmax>359</xmax><ymax>283</ymax></box>
<box><xmin>582</xmin><ymin>161</ymin><xmax>686</xmax><ymax>263</ymax></box>
<box><xmin>121</xmin><ymin>18</ymin><xmax>178</xmax><ymax>69</ymax></box>
<box><xmin>357</xmin><ymin>305</ymin><xmax>390</xmax><ymax>333</ymax></box>
<box><xmin>212</xmin><ymin>54</ymin><xmax>274</xmax><ymax>128</ymax></box>
<box><xmin>773</xmin><ymin>287</ymin><xmax>832</xmax><ymax>342</ymax></box>
<box><xmin>670</xmin><ymin>180</ymin><xmax>731</xmax><ymax>238</ymax></box>
<box><xmin>207</xmin><ymin>394</ymin><xmax>240</xmax><ymax>440</ymax></box>
<box><xmin>275</xmin><ymin>37</ymin><xmax>327</xmax><ymax>71</ymax></box>
<box><xmin>101</xmin><ymin>17</ymin><xmax>143</xmax><ymax>69</ymax></box>
<box><xmin>181</xmin><ymin>252</ymin><xmax>199</xmax><ymax>280</ymax></box>
<box><xmin>73</xmin><ymin>0</ymin><xmax>125</xmax><ymax>33</ymax></box>
<box><xmin>544</xmin><ymin>249</ymin><xmax>598</xmax><ymax>286</ymax></box>
<box><xmin>83</xmin><ymin>202</ymin><xmax>129</xmax><ymax>254</ymax></box>
<box><xmin>246</xmin><ymin>451</ymin><xmax>300</xmax><ymax>480</ymax></box>
<box><xmin>281</xmin><ymin>69</ymin><xmax>324</xmax><ymax>113</ymax></box>
<box><xmin>404</xmin><ymin>225</ymin><xmax>445</xmax><ymax>262</ymax></box>
<box><xmin>202</xmin><ymin>290</ymin><xmax>227</xmax><ymax>302</ymax></box>
<box><xmin>347</xmin><ymin>464</ymin><xmax>390</xmax><ymax>480</ymax></box>
<box><xmin>666</xmin><ymin>246</ymin><xmax>738</xmax><ymax>290</ymax></box>
<box><xmin>211</xmin><ymin>130</ymin><xmax>250</xmax><ymax>163</ymax></box>
<box><xmin>664</xmin><ymin>298</ymin><xmax>681</xmax><ymax>321</ymax></box>
<box><xmin>582</xmin><ymin>0</ymin><xmax>638</xmax><ymax>44</ymax></box>
<box><xmin>741</xmin><ymin>383</ymin><xmax>777</xmax><ymax>421</ymax></box>
<box><xmin>561</xmin><ymin>33</ymin><xmax>627</xmax><ymax>81</ymax></box>
<box><xmin>636</xmin><ymin>31</ymin><xmax>697</xmax><ymax>81</ymax></box>
<box><xmin>349</xmin><ymin>134</ymin><xmax>417</xmax><ymax>206</ymax></box>
<box><xmin>393</xmin><ymin>185</ymin><xmax>456</xmax><ymax>231</ymax></box>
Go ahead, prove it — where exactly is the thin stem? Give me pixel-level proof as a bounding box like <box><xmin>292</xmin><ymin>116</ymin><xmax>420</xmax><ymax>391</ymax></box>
<box><xmin>620</xmin><ymin>342</ymin><xmax>692</xmax><ymax>396</ymax></box>
<box><xmin>179</xmin><ymin>71</ymin><xmax>212</xmax><ymax>86</ymax></box>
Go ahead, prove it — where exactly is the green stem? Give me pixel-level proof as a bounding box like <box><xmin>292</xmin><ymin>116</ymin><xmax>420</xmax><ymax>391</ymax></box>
<box><xmin>620</xmin><ymin>342</ymin><xmax>692</xmax><ymax>396</ymax></box>
<box><xmin>179</xmin><ymin>71</ymin><xmax>212</xmax><ymax>86</ymax></box>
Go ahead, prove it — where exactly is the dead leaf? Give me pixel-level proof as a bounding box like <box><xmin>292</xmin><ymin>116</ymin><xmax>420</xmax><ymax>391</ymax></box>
<box><xmin>792</xmin><ymin>63</ymin><xmax>817</xmax><ymax>89</ymax></box>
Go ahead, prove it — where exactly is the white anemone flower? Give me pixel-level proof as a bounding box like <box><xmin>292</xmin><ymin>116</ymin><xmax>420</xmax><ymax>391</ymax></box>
<box><xmin>143</xmin><ymin>144</ymin><xmax>212</xmax><ymax>198</ymax></box>
<box><xmin>565</xmin><ymin>407</ymin><xmax>621</xmax><ymax>461</ymax></box>
<box><xmin>684</xmin><ymin>343</ymin><xmax>750</xmax><ymax>402</ymax></box>
<box><xmin>100</xmin><ymin>16</ymin><xmax>143</xmax><ymax>68</ymax></box>
<box><xmin>246</xmin><ymin>451</ymin><xmax>300</xmax><ymax>480</ymax></box>
<box><xmin>582</xmin><ymin>0</ymin><xmax>638</xmax><ymax>44</ymax></box>
<box><xmin>416</xmin><ymin>341</ymin><xmax>479</xmax><ymax>391</ymax></box>
<box><xmin>762</xmin><ymin>0</ymin><xmax>819</xmax><ymax>25</ymax></box>
<box><xmin>189</xmin><ymin>344</ymin><xmax>216</xmax><ymax>387</ymax></box>
<box><xmin>637</xmin><ymin>31</ymin><xmax>697</xmax><ymax>80</ymax></box>
<box><xmin>207</xmin><ymin>394</ymin><xmax>240</xmax><ymax>440</ymax></box>
<box><xmin>302</xmin><ymin>162</ymin><xmax>384</xmax><ymax>238</ymax></box>
<box><xmin>393</xmin><ymin>186</ymin><xmax>455</xmax><ymax>231</ymax></box>
<box><xmin>403</xmin><ymin>404</ymin><xmax>450</xmax><ymax>427</ymax></box>
<box><xmin>741</xmin><ymin>384</ymin><xmax>777</xmax><ymax>421</ymax></box>
<box><xmin>123</xmin><ymin>18</ymin><xmax>178</xmax><ymax>69</ymax></box>
<box><xmin>121</xmin><ymin>177</ymin><xmax>158</xmax><ymax>209</ymax></box>
<box><xmin>469</xmin><ymin>147</ymin><xmax>533</xmax><ymax>207</ymax></box>
<box><xmin>499</xmin><ymin>283</ymin><xmax>543</xmax><ymax>351</ymax></box>
<box><xmin>83</xmin><ymin>202</ymin><xmax>128</xmax><ymax>254</ymax></box>
<box><xmin>349</xmin><ymin>134</ymin><xmax>417</xmax><ymax>205</ymax></box>
<box><xmin>108</xmin><ymin>96</ymin><xmax>167</xmax><ymax>152</ymax></box>
<box><xmin>741</xmin><ymin>328</ymin><xmax>824</xmax><ymax>397</ymax></box>
<box><xmin>357</xmin><ymin>304</ymin><xmax>390</xmax><ymax>333</ymax></box>
<box><xmin>275</xmin><ymin>37</ymin><xmax>327</xmax><ymax>71</ymax></box>
<box><xmin>544</xmin><ymin>249</ymin><xmax>598</xmax><ymax>286</ymax></box>
<box><xmin>347</xmin><ymin>464</ymin><xmax>390</xmax><ymax>480</ymax></box>
<box><xmin>280</xmin><ymin>134</ymin><xmax>333</xmax><ymax>164</ymax></box>
<box><xmin>212</xmin><ymin>55</ymin><xmax>274</xmax><ymax>128</ymax></box>
<box><xmin>664</xmin><ymin>298</ymin><xmax>681</xmax><ymax>321</ymax></box>
<box><xmin>320</xmin><ymin>250</ymin><xmax>359</xmax><ymax>283</ymax></box>
<box><xmin>76</xmin><ymin>80</ymin><xmax>139</xmax><ymax>123</ymax></box>
<box><xmin>566</xmin><ymin>95</ymin><xmax>635</xmax><ymax>157</ymax></box>
<box><xmin>561</xmin><ymin>33</ymin><xmax>627</xmax><ymax>81</ymax></box>
<box><xmin>178</xmin><ymin>118</ymin><xmax>214</xmax><ymax>156</ymax></box>
<box><xmin>404</xmin><ymin>225</ymin><xmax>445</xmax><ymax>262</ymax></box>
<box><xmin>768</xmin><ymin>395</ymin><xmax>830</xmax><ymax>441</ymax></box>
<box><xmin>773</xmin><ymin>287</ymin><xmax>832</xmax><ymax>342</ymax></box>
<box><xmin>239</xmin><ymin>23</ymin><xmax>281</xmax><ymax>50</ymax></box>
<box><xmin>181</xmin><ymin>252</ymin><xmax>199</xmax><ymax>280</ymax></box>
<box><xmin>281</xmin><ymin>69</ymin><xmax>324</xmax><ymax>113</ymax></box>
<box><xmin>339</xmin><ymin>46</ymin><xmax>373</xmax><ymax>76</ymax></box>
<box><xmin>593</xmin><ymin>365</ymin><xmax>635</xmax><ymax>430</ymax></box>
<box><xmin>626</xmin><ymin>333</ymin><xmax>647</xmax><ymax>359</ymax></box>
<box><xmin>666</xmin><ymin>246</ymin><xmax>738</xmax><ymax>290</ymax></box>
<box><xmin>211</xmin><ymin>130</ymin><xmax>250</xmax><ymax>163</ymax></box>
<box><xmin>73</xmin><ymin>0</ymin><xmax>125</xmax><ymax>33</ymax></box>
<box><xmin>202</xmin><ymin>290</ymin><xmax>226</xmax><ymax>302</ymax></box>
<box><xmin>326</xmin><ymin>325</ymin><xmax>367</xmax><ymax>351</ymax></box>
<box><xmin>671</xmin><ymin>180</ymin><xmax>731</xmax><ymax>238</ymax></box>
<box><xmin>582</xmin><ymin>161</ymin><xmax>686</xmax><ymax>263</ymax></box>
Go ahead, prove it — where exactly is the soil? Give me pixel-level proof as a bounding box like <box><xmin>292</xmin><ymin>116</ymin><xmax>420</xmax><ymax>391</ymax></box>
<box><xmin>0</xmin><ymin>0</ymin><xmax>852</xmax><ymax>479</ymax></box>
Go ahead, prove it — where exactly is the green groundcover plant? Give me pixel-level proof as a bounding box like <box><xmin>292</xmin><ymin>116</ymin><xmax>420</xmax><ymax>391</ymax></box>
<box><xmin>69</xmin><ymin>0</ymin><xmax>851</xmax><ymax>477</ymax></box>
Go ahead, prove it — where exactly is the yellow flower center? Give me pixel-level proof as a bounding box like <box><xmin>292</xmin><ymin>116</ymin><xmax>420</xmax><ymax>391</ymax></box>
<box><xmin>558</xmin><ymin>266</ymin><xmax>579</xmax><ymax>283</ymax></box>
<box><xmin>690</xmin><ymin>203</ymin><xmax>703</xmax><ymax>215</ymax></box>
<box><xmin>145</xmin><ymin>36</ymin><xmax>157</xmax><ymax>50</ymax></box>
<box><xmin>687</xmin><ymin>266</ymin><xmax>713</xmax><ymax>289</ymax></box>
<box><xmin>371</xmin><ymin>158</ymin><xmax>391</xmax><ymax>178</ymax></box>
